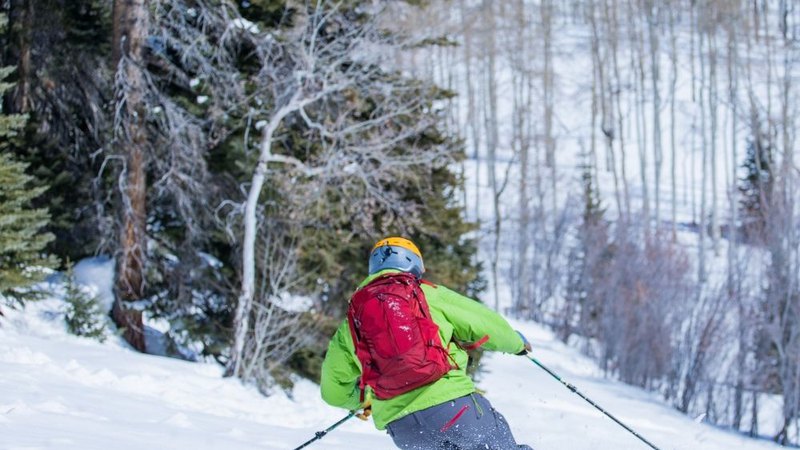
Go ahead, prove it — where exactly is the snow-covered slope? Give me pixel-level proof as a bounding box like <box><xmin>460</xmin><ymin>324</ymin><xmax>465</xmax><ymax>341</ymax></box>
<box><xmin>0</xmin><ymin>293</ymin><xmax>783</xmax><ymax>450</ymax></box>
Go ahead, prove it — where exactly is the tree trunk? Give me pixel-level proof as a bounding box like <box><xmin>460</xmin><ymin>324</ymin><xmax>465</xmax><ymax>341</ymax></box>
<box><xmin>750</xmin><ymin>392</ymin><xmax>759</xmax><ymax>436</ymax></box>
<box><xmin>9</xmin><ymin>0</ymin><xmax>32</xmax><ymax>114</ymax></box>
<box><xmin>709</xmin><ymin>28</ymin><xmax>720</xmax><ymax>255</ymax></box>
<box><xmin>481</xmin><ymin>0</ymin><xmax>501</xmax><ymax>312</ymax></box>
<box><xmin>229</xmin><ymin>94</ymin><xmax>307</xmax><ymax>377</ymax></box>
<box><xmin>460</xmin><ymin>0</ymin><xmax>481</xmax><ymax>223</ymax></box>
<box><xmin>112</xmin><ymin>0</ymin><xmax>150</xmax><ymax>353</ymax></box>
<box><xmin>630</xmin><ymin>1</ymin><xmax>649</xmax><ymax>235</ymax></box>
<box><xmin>540</xmin><ymin>0</ymin><xmax>557</xmax><ymax>223</ymax></box>
<box><xmin>230</xmin><ymin>116</ymin><xmax>281</xmax><ymax>377</ymax></box>
<box><xmin>646</xmin><ymin>1</ymin><xmax>662</xmax><ymax>232</ymax></box>
<box><xmin>696</xmin><ymin>5</ymin><xmax>708</xmax><ymax>283</ymax></box>
<box><xmin>728</xmin><ymin>17</ymin><xmax>744</xmax><ymax>432</ymax></box>
<box><xmin>597</xmin><ymin>0</ymin><xmax>622</xmax><ymax>219</ymax></box>
<box><xmin>540</xmin><ymin>0</ymin><xmax>558</xmax><ymax>303</ymax></box>
<box><xmin>669</xmin><ymin>5</ymin><xmax>678</xmax><ymax>241</ymax></box>
<box><xmin>609</xmin><ymin>0</ymin><xmax>630</xmax><ymax>220</ymax></box>
<box><xmin>512</xmin><ymin>0</ymin><xmax>531</xmax><ymax>314</ymax></box>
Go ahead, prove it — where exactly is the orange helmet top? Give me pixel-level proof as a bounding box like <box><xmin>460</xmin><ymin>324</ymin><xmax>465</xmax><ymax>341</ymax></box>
<box><xmin>372</xmin><ymin>237</ymin><xmax>422</xmax><ymax>259</ymax></box>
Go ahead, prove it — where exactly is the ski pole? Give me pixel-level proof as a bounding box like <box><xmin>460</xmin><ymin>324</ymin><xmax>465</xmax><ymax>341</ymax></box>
<box><xmin>527</xmin><ymin>356</ymin><xmax>662</xmax><ymax>450</ymax></box>
<box><xmin>293</xmin><ymin>411</ymin><xmax>356</xmax><ymax>450</ymax></box>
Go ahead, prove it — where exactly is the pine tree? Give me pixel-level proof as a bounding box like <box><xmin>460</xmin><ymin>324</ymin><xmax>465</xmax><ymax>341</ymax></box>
<box><xmin>580</xmin><ymin>160</ymin><xmax>605</xmax><ymax>227</ymax></box>
<box><xmin>0</xmin><ymin>154</ymin><xmax>54</xmax><ymax>305</ymax></box>
<box><xmin>0</xmin><ymin>12</ymin><xmax>56</xmax><ymax>307</ymax></box>
<box><xmin>63</xmin><ymin>260</ymin><xmax>107</xmax><ymax>341</ymax></box>
<box><xmin>0</xmin><ymin>12</ymin><xmax>25</xmax><ymax>138</ymax></box>
<box><xmin>2</xmin><ymin>1</ymin><xmax>112</xmax><ymax>263</ymax></box>
<box><xmin>563</xmin><ymin>160</ymin><xmax>608</xmax><ymax>343</ymax></box>
<box><xmin>738</xmin><ymin>136</ymin><xmax>773</xmax><ymax>242</ymax></box>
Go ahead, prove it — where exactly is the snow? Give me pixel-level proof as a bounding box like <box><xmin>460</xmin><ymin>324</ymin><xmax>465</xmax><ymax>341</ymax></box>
<box><xmin>231</xmin><ymin>18</ymin><xmax>260</xmax><ymax>34</ymax></box>
<box><xmin>198</xmin><ymin>251</ymin><xmax>223</xmax><ymax>269</ymax></box>
<box><xmin>0</xmin><ymin>287</ymin><xmax>784</xmax><ymax>449</ymax></box>
<box><xmin>72</xmin><ymin>257</ymin><xmax>115</xmax><ymax>311</ymax></box>
<box><xmin>270</xmin><ymin>292</ymin><xmax>314</xmax><ymax>313</ymax></box>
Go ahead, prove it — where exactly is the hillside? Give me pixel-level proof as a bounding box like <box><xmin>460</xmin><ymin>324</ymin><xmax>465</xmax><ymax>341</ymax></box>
<box><xmin>0</xmin><ymin>285</ymin><xmax>785</xmax><ymax>450</ymax></box>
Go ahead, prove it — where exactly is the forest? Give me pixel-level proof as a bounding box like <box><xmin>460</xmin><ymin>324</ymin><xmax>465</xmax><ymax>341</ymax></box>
<box><xmin>1</xmin><ymin>0</ymin><xmax>799</xmax><ymax>446</ymax></box>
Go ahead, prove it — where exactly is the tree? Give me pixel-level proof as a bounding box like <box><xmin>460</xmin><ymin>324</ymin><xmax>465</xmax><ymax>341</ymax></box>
<box><xmin>562</xmin><ymin>159</ymin><xmax>607</xmax><ymax>343</ymax></box>
<box><xmin>1</xmin><ymin>0</ymin><xmax>112</xmax><ymax>264</ymax></box>
<box><xmin>0</xmin><ymin>153</ymin><xmax>57</xmax><ymax>307</ymax></box>
<box><xmin>227</xmin><ymin>1</ymin><xmax>455</xmax><ymax>379</ymax></box>
<box><xmin>63</xmin><ymin>260</ymin><xmax>107</xmax><ymax>341</ymax></box>
<box><xmin>0</xmin><ymin>18</ymin><xmax>56</xmax><ymax>305</ymax></box>
<box><xmin>738</xmin><ymin>135</ymin><xmax>773</xmax><ymax>243</ymax></box>
<box><xmin>111</xmin><ymin>0</ymin><xmax>149</xmax><ymax>352</ymax></box>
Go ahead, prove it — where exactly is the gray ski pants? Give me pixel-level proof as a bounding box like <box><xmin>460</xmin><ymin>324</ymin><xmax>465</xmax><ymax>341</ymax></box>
<box><xmin>385</xmin><ymin>393</ymin><xmax>533</xmax><ymax>450</ymax></box>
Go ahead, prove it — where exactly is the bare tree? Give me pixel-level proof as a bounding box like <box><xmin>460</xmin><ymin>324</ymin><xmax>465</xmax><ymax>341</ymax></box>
<box><xmin>541</xmin><ymin>0</ymin><xmax>555</xmax><ymax>172</ymax></box>
<box><xmin>768</xmin><ymin>18</ymin><xmax>799</xmax><ymax>441</ymax></box>
<box><xmin>238</xmin><ymin>217</ymin><xmax>313</xmax><ymax>387</ymax></box>
<box><xmin>644</xmin><ymin>0</ymin><xmax>663</xmax><ymax>231</ymax></box>
<box><xmin>460</xmin><ymin>0</ymin><xmax>482</xmax><ymax>222</ymax></box>
<box><xmin>595</xmin><ymin>0</ymin><xmax>623</xmax><ymax>220</ymax></box>
<box><xmin>707</xmin><ymin>8</ymin><xmax>721</xmax><ymax>255</ymax></box>
<box><xmin>228</xmin><ymin>1</ymin><xmax>451</xmax><ymax>378</ymax></box>
<box><xmin>510</xmin><ymin>0</ymin><xmax>534</xmax><ymax>312</ymax></box>
<box><xmin>668</xmin><ymin>4</ymin><xmax>678</xmax><ymax>241</ymax></box>
<box><xmin>676</xmin><ymin>283</ymin><xmax>728</xmax><ymax>413</ymax></box>
<box><xmin>629</xmin><ymin>0</ymin><xmax>649</xmax><ymax>234</ymax></box>
<box><xmin>481</xmin><ymin>0</ymin><xmax>503</xmax><ymax>311</ymax></box>
<box><xmin>380</xmin><ymin>2</ymin><xmax>800</xmax><ymax>442</ymax></box>
<box><xmin>696</xmin><ymin>3</ymin><xmax>708</xmax><ymax>282</ymax></box>
<box><xmin>606</xmin><ymin>0</ymin><xmax>632</xmax><ymax>220</ymax></box>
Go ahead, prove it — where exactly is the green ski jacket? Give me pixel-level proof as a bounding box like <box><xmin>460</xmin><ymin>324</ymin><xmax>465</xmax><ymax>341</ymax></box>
<box><xmin>320</xmin><ymin>269</ymin><xmax>525</xmax><ymax>430</ymax></box>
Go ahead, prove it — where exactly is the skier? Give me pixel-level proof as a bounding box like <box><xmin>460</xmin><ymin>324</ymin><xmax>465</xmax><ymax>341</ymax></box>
<box><xmin>321</xmin><ymin>237</ymin><xmax>534</xmax><ymax>449</ymax></box>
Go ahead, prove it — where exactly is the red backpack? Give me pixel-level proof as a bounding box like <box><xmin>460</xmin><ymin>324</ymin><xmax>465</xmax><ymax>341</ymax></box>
<box><xmin>347</xmin><ymin>272</ymin><xmax>455</xmax><ymax>400</ymax></box>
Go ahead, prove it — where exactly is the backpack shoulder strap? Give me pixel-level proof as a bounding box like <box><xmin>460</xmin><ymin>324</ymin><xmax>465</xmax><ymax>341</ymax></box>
<box><xmin>420</xmin><ymin>279</ymin><xmax>438</xmax><ymax>288</ymax></box>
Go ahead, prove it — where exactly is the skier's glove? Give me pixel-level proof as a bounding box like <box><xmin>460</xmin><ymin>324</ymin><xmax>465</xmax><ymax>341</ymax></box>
<box><xmin>355</xmin><ymin>399</ymin><xmax>372</xmax><ymax>421</ymax></box>
<box><xmin>516</xmin><ymin>331</ymin><xmax>532</xmax><ymax>356</ymax></box>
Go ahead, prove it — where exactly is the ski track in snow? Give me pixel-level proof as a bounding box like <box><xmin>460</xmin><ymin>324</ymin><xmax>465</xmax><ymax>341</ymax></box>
<box><xmin>0</xmin><ymin>297</ymin><xmax>786</xmax><ymax>450</ymax></box>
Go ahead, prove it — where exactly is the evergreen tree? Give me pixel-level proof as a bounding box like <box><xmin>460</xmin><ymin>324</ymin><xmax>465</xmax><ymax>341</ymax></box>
<box><xmin>738</xmin><ymin>135</ymin><xmax>773</xmax><ymax>243</ymax></box>
<box><xmin>0</xmin><ymin>11</ymin><xmax>56</xmax><ymax>308</ymax></box>
<box><xmin>63</xmin><ymin>260</ymin><xmax>107</xmax><ymax>341</ymax></box>
<box><xmin>0</xmin><ymin>151</ymin><xmax>53</xmax><ymax>298</ymax></box>
<box><xmin>563</xmin><ymin>160</ymin><xmax>607</xmax><ymax>343</ymax></box>
<box><xmin>0</xmin><ymin>151</ymin><xmax>56</xmax><ymax>305</ymax></box>
<box><xmin>2</xmin><ymin>1</ymin><xmax>112</xmax><ymax>264</ymax></box>
<box><xmin>580</xmin><ymin>161</ymin><xmax>605</xmax><ymax>228</ymax></box>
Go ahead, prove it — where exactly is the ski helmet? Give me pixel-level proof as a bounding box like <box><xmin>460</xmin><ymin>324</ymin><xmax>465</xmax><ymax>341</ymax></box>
<box><xmin>368</xmin><ymin>237</ymin><xmax>425</xmax><ymax>277</ymax></box>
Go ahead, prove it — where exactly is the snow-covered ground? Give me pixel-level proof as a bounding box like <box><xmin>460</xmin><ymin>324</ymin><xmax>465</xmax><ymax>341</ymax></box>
<box><xmin>0</xmin><ymin>280</ymin><xmax>784</xmax><ymax>450</ymax></box>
